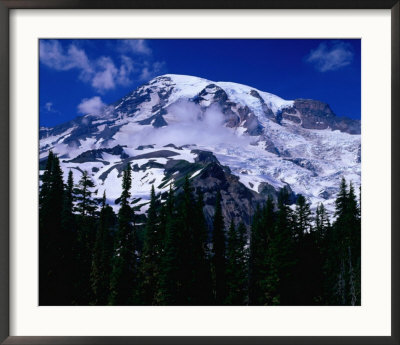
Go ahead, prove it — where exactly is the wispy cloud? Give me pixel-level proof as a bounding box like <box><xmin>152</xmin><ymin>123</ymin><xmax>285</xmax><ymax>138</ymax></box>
<box><xmin>305</xmin><ymin>41</ymin><xmax>354</xmax><ymax>72</ymax></box>
<box><xmin>117</xmin><ymin>55</ymin><xmax>135</xmax><ymax>85</ymax></box>
<box><xmin>40</xmin><ymin>40</ymin><xmax>165</xmax><ymax>93</ymax></box>
<box><xmin>43</xmin><ymin>101</ymin><xmax>60</xmax><ymax>114</ymax></box>
<box><xmin>118</xmin><ymin>39</ymin><xmax>152</xmax><ymax>55</ymax></box>
<box><xmin>114</xmin><ymin>101</ymin><xmax>253</xmax><ymax>149</ymax></box>
<box><xmin>39</xmin><ymin>40</ymin><xmax>91</xmax><ymax>72</ymax></box>
<box><xmin>139</xmin><ymin>61</ymin><xmax>166</xmax><ymax>81</ymax></box>
<box><xmin>45</xmin><ymin>102</ymin><xmax>54</xmax><ymax>112</ymax></box>
<box><xmin>77</xmin><ymin>96</ymin><xmax>106</xmax><ymax>115</ymax></box>
<box><xmin>90</xmin><ymin>57</ymin><xmax>119</xmax><ymax>91</ymax></box>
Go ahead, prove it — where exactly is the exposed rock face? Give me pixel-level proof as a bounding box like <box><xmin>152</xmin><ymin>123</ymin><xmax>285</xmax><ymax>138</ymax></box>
<box><xmin>294</xmin><ymin>99</ymin><xmax>336</xmax><ymax>119</ymax></box>
<box><xmin>165</xmin><ymin>150</ymin><xmax>290</xmax><ymax>230</ymax></box>
<box><xmin>280</xmin><ymin>99</ymin><xmax>360</xmax><ymax>134</ymax></box>
<box><xmin>193</xmin><ymin>162</ymin><xmax>261</xmax><ymax>230</ymax></box>
<box><xmin>195</xmin><ymin>84</ymin><xmax>229</xmax><ymax>106</ymax></box>
<box><xmin>249</xmin><ymin>89</ymin><xmax>276</xmax><ymax>121</ymax></box>
<box><xmin>65</xmin><ymin>145</ymin><xmax>129</xmax><ymax>163</ymax></box>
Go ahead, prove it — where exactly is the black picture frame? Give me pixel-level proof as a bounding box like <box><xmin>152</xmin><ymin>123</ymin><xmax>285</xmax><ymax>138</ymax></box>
<box><xmin>1</xmin><ymin>1</ymin><xmax>399</xmax><ymax>344</ymax></box>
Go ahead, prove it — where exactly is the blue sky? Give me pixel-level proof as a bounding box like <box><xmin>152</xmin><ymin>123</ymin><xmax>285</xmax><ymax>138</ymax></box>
<box><xmin>39</xmin><ymin>39</ymin><xmax>361</xmax><ymax>127</ymax></box>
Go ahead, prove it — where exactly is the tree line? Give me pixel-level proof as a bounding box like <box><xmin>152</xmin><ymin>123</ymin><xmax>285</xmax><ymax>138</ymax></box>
<box><xmin>39</xmin><ymin>151</ymin><xmax>361</xmax><ymax>306</ymax></box>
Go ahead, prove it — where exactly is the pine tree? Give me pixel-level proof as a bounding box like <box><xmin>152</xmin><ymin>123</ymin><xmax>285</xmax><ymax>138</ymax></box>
<box><xmin>346</xmin><ymin>182</ymin><xmax>361</xmax><ymax>305</ymax></box>
<box><xmin>39</xmin><ymin>151</ymin><xmax>55</xmax><ymax>209</ymax></box>
<box><xmin>249</xmin><ymin>196</ymin><xmax>277</xmax><ymax>305</ymax></box>
<box><xmin>141</xmin><ymin>185</ymin><xmax>161</xmax><ymax>305</ymax></box>
<box><xmin>315</xmin><ymin>203</ymin><xmax>330</xmax><ymax>241</ymax></box>
<box><xmin>212</xmin><ymin>190</ymin><xmax>226</xmax><ymax>304</ymax></box>
<box><xmin>272</xmin><ymin>186</ymin><xmax>295</xmax><ymax>305</ymax></box>
<box><xmin>293</xmin><ymin>195</ymin><xmax>312</xmax><ymax>239</ymax></box>
<box><xmin>73</xmin><ymin>170</ymin><xmax>98</xmax><ymax>304</ymax></box>
<box><xmin>157</xmin><ymin>186</ymin><xmax>181</xmax><ymax>305</ymax></box>
<box><xmin>291</xmin><ymin>194</ymin><xmax>317</xmax><ymax>305</ymax></box>
<box><xmin>190</xmin><ymin>190</ymin><xmax>213</xmax><ymax>305</ymax></box>
<box><xmin>248</xmin><ymin>204</ymin><xmax>262</xmax><ymax>305</ymax></box>
<box><xmin>74</xmin><ymin>171</ymin><xmax>98</xmax><ymax>217</ymax></box>
<box><xmin>39</xmin><ymin>151</ymin><xmax>66</xmax><ymax>305</ymax></box>
<box><xmin>335</xmin><ymin>177</ymin><xmax>348</xmax><ymax>219</ymax></box>
<box><xmin>310</xmin><ymin>202</ymin><xmax>332</xmax><ymax>304</ymax></box>
<box><xmin>225</xmin><ymin>221</ymin><xmax>248</xmax><ymax>305</ymax></box>
<box><xmin>62</xmin><ymin>170</ymin><xmax>75</xmax><ymax>236</ymax></box>
<box><xmin>179</xmin><ymin>176</ymin><xmax>196</xmax><ymax>304</ymax></box>
<box><xmin>91</xmin><ymin>192</ymin><xmax>116</xmax><ymax>305</ymax></box>
<box><xmin>109</xmin><ymin>164</ymin><xmax>138</xmax><ymax>305</ymax></box>
<box><xmin>225</xmin><ymin>220</ymin><xmax>237</xmax><ymax>304</ymax></box>
<box><xmin>157</xmin><ymin>176</ymin><xmax>211</xmax><ymax>305</ymax></box>
<box><xmin>237</xmin><ymin>222</ymin><xmax>249</xmax><ymax>302</ymax></box>
<box><xmin>64</xmin><ymin>170</ymin><xmax>74</xmax><ymax>217</ymax></box>
<box><xmin>291</xmin><ymin>194</ymin><xmax>327</xmax><ymax>305</ymax></box>
<box><xmin>258</xmin><ymin>196</ymin><xmax>276</xmax><ymax>305</ymax></box>
<box><xmin>60</xmin><ymin>169</ymin><xmax>77</xmax><ymax>304</ymax></box>
<box><xmin>323</xmin><ymin>178</ymin><xmax>361</xmax><ymax>305</ymax></box>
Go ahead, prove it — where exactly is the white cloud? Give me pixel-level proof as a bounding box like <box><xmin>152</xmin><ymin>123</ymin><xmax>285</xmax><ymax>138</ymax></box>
<box><xmin>77</xmin><ymin>96</ymin><xmax>106</xmax><ymax>115</ymax></box>
<box><xmin>119</xmin><ymin>39</ymin><xmax>152</xmax><ymax>55</ymax></box>
<box><xmin>305</xmin><ymin>41</ymin><xmax>354</xmax><ymax>72</ymax></box>
<box><xmin>40</xmin><ymin>40</ymin><xmax>165</xmax><ymax>92</ymax></box>
<box><xmin>45</xmin><ymin>102</ymin><xmax>53</xmax><ymax>111</ymax></box>
<box><xmin>117</xmin><ymin>56</ymin><xmax>135</xmax><ymax>86</ymax></box>
<box><xmin>40</xmin><ymin>40</ymin><xmax>92</xmax><ymax>73</ymax></box>
<box><xmin>91</xmin><ymin>57</ymin><xmax>118</xmax><ymax>91</ymax></box>
<box><xmin>139</xmin><ymin>61</ymin><xmax>166</xmax><ymax>81</ymax></box>
<box><xmin>114</xmin><ymin>101</ymin><xmax>252</xmax><ymax>149</ymax></box>
<box><xmin>43</xmin><ymin>101</ymin><xmax>60</xmax><ymax>114</ymax></box>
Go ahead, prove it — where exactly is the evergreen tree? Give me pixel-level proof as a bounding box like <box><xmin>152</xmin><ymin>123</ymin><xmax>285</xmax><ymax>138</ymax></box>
<box><xmin>157</xmin><ymin>186</ymin><xmax>181</xmax><ymax>305</ymax></box>
<box><xmin>323</xmin><ymin>178</ymin><xmax>361</xmax><ymax>305</ymax></box>
<box><xmin>63</xmin><ymin>170</ymin><xmax>74</xmax><ymax>221</ymax></box>
<box><xmin>109</xmin><ymin>164</ymin><xmax>138</xmax><ymax>305</ymax></box>
<box><xmin>141</xmin><ymin>185</ymin><xmax>161</xmax><ymax>305</ymax></box>
<box><xmin>292</xmin><ymin>195</ymin><xmax>326</xmax><ymax>305</ymax></box>
<box><xmin>311</xmin><ymin>202</ymin><xmax>332</xmax><ymax>304</ymax></box>
<box><xmin>291</xmin><ymin>194</ymin><xmax>319</xmax><ymax>305</ymax></box>
<box><xmin>190</xmin><ymin>190</ymin><xmax>213</xmax><ymax>305</ymax></box>
<box><xmin>156</xmin><ymin>177</ymin><xmax>212</xmax><ymax>305</ymax></box>
<box><xmin>248</xmin><ymin>204</ymin><xmax>262</xmax><ymax>305</ymax></box>
<box><xmin>39</xmin><ymin>151</ymin><xmax>66</xmax><ymax>305</ymax></box>
<box><xmin>315</xmin><ymin>203</ymin><xmax>330</xmax><ymax>241</ymax></box>
<box><xmin>335</xmin><ymin>177</ymin><xmax>348</xmax><ymax>219</ymax></box>
<box><xmin>212</xmin><ymin>190</ymin><xmax>226</xmax><ymax>304</ymax></box>
<box><xmin>249</xmin><ymin>196</ymin><xmax>276</xmax><ymax>305</ymax></box>
<box><xmin>257</xmin><ymin>196</ymin><xmax>277</xmax><ymax>305</ymax></box>
<box><xmin>60</xmin><ymin>170</ymin><xmax>77</xmax><ymax>304</ymax></box>
<box><xmin>346</xmin><ymin>182</ymin><xmax>361</xmax><ymax>305</ymax></box>
<box><xmin>73</xmin><ymin>170</ymin><xmax>98</xmax><ymax>304</ymax></box>
<box><xmin>74</xmin><ymin>171</ymin><xmax>98</xmax><ymax>217</ymax></box>
<box><xmin>91</xmin><ymin>192</ymin><xmax>116</xmax><ymax>305</ymax></box>
<box><xmin>293</xmin><ymin>195</ymin><xmax>312</xmax><ymax>239</ymax></box>
<box><xmin>225</xmin><ymin>221</ymin><xmax>248</xmax><ymax>305</ymax></box>
<box><xmin>179</xmin><ymin>176</ymin><xmax>196</xmax><ymax>304</ymax></box>
<box><xmin>272</xmin><ymin>186</ymin><xmax>296</xmax><ymax>305</ymax></box>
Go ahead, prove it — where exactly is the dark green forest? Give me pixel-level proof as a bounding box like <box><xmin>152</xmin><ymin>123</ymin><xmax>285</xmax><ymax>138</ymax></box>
<box><xmin>39</xmin><ymin>151</ymin><xmax>361</xmax><ymax>306</ymax></box>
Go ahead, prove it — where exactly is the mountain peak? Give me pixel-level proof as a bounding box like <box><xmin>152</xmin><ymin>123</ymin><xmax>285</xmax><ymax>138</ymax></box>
<box><xmin>40</xmin><ymin>74</ymin><xmax>360</xmax><ymax>223</ymax></box>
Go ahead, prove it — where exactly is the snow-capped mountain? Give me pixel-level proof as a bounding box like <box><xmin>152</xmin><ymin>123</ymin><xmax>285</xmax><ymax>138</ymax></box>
<box><xmin>39</xmin><ymin>74</ymin><xmax>361</xmax><ymax>227</ymax></box>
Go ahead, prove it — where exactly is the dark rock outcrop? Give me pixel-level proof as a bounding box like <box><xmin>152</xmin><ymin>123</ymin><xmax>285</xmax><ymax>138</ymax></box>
<box><xmin>65</xmin><ymin>145</ymin><xmax>128</xmax><ymax>163</ymax></box>
<box><xmin>280</xmin><ymin>99</ymin><xmax>360</xmax><ymax>134</ymax></box>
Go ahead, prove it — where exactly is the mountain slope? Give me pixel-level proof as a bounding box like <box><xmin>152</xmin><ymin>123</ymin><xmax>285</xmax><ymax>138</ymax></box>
<box><xmin>39</xmin><ymin>74</ymin><xmax>361</xmax><ymax>226</ymax></box>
